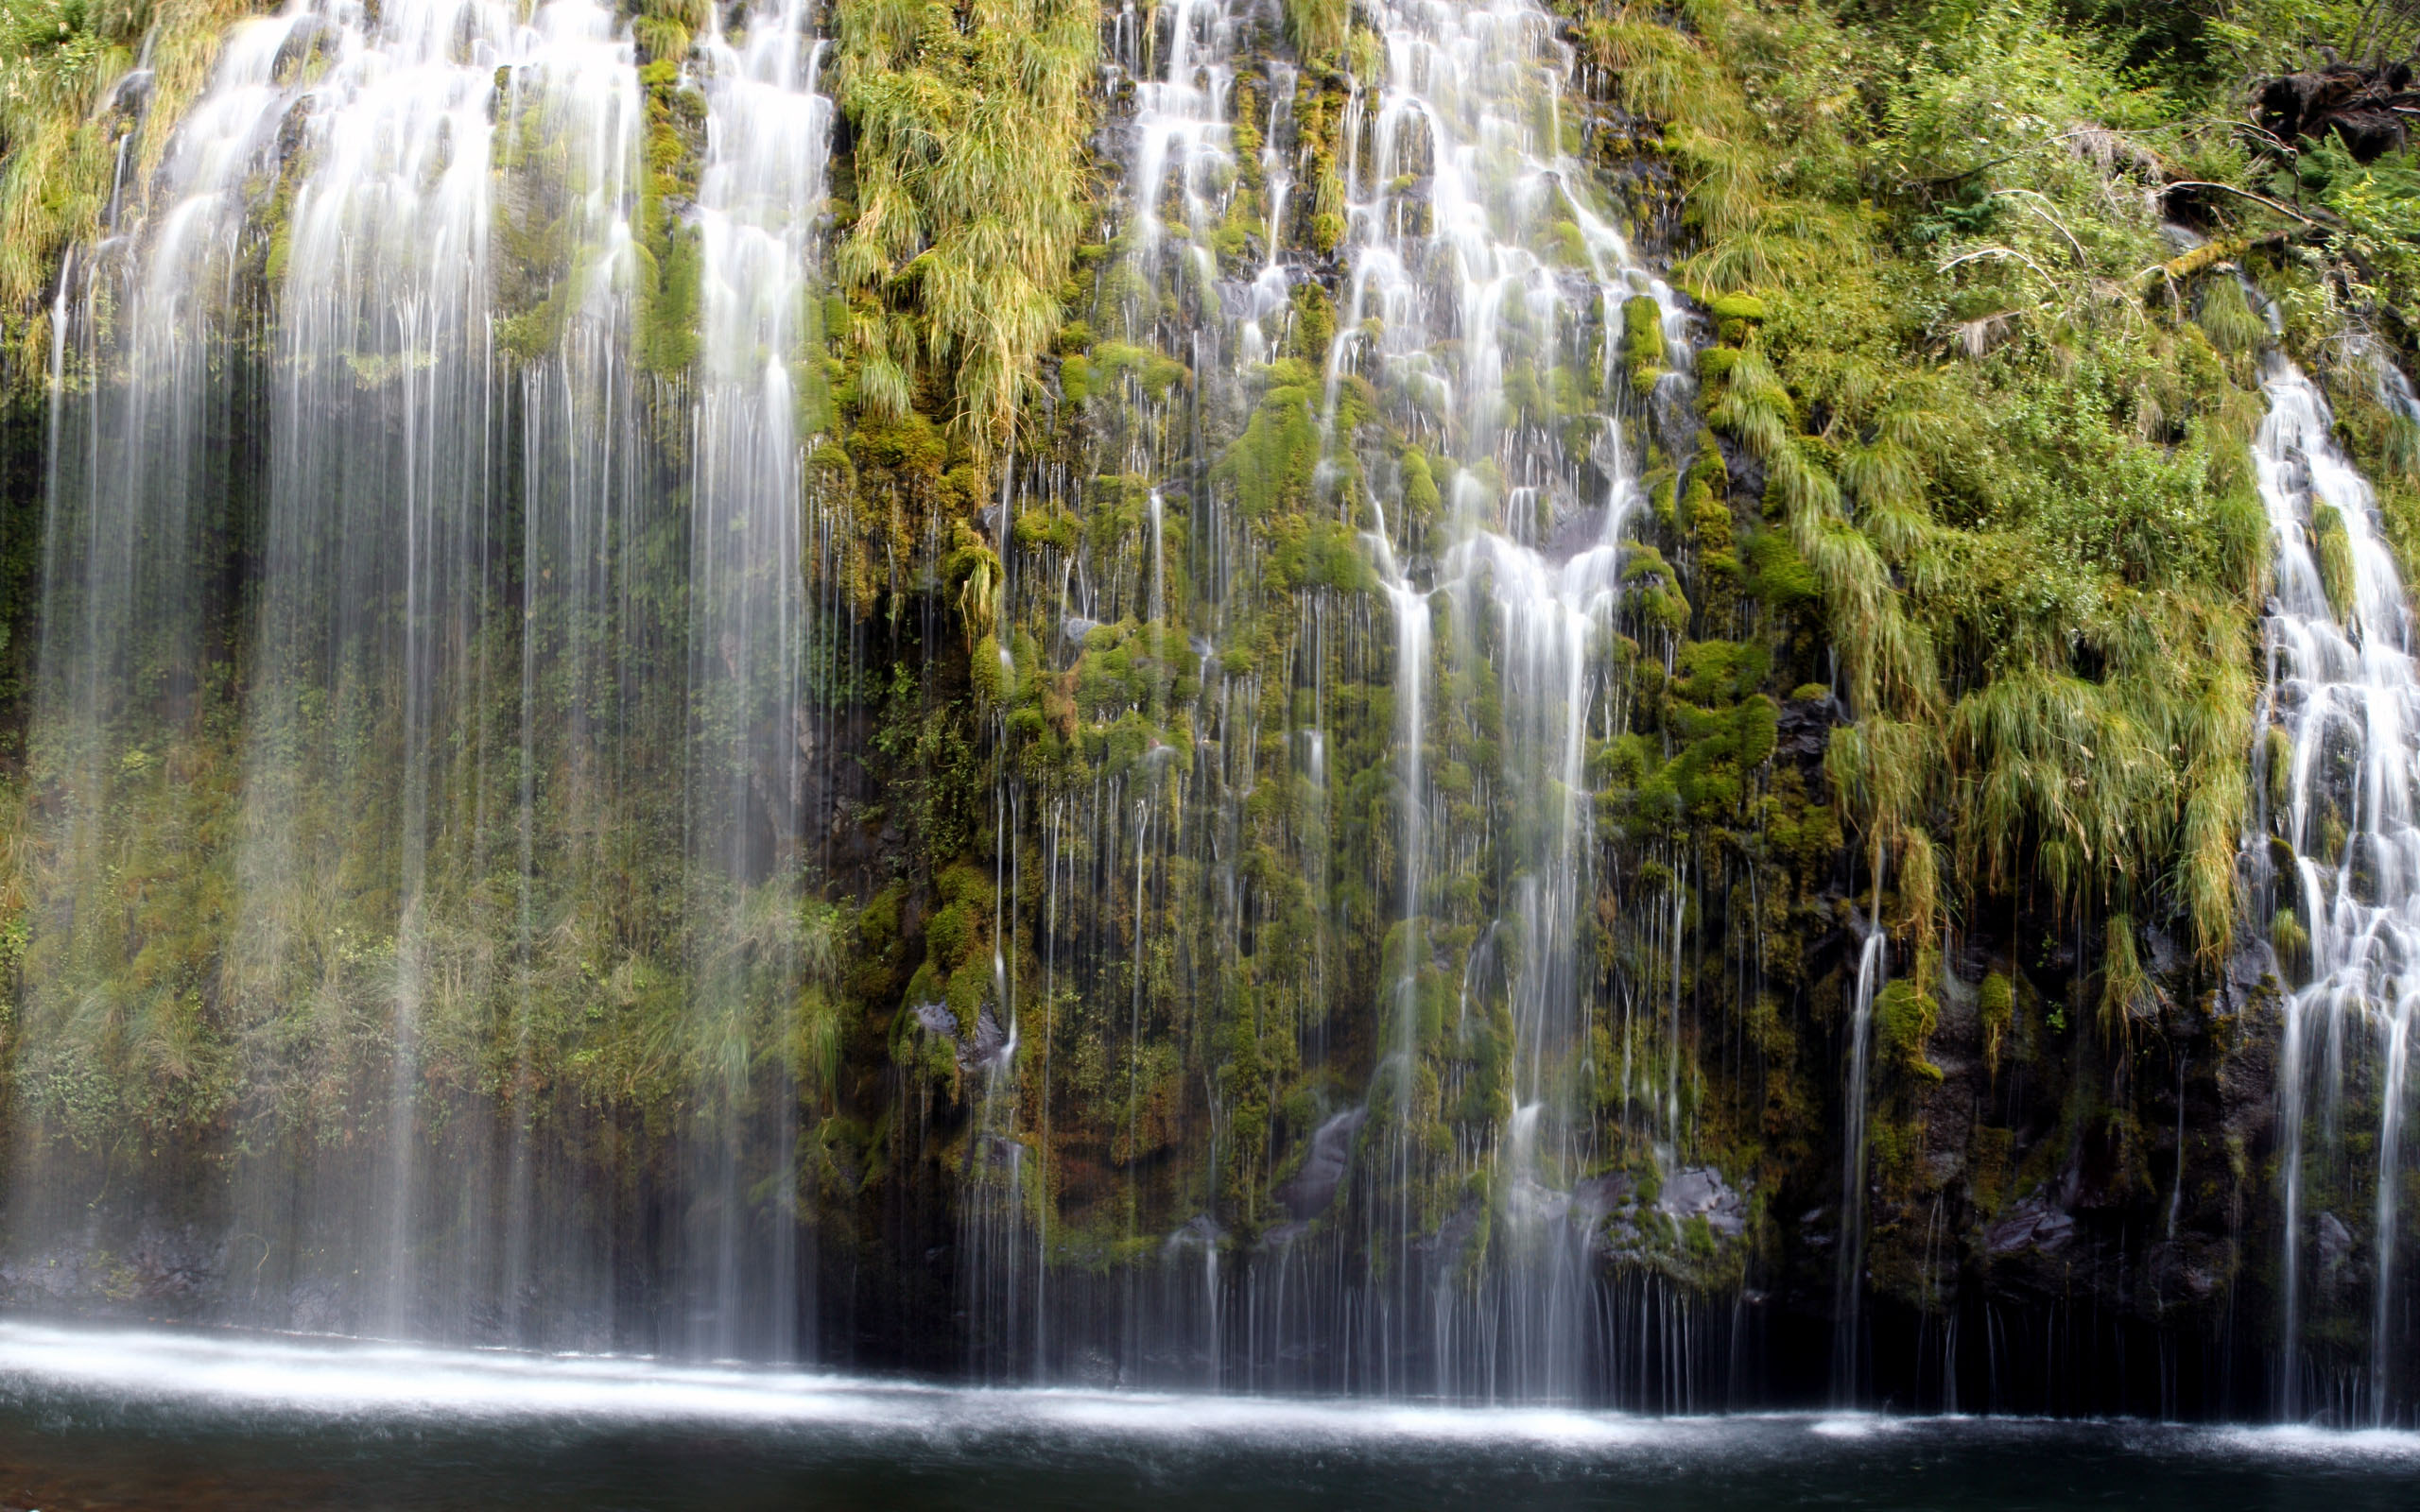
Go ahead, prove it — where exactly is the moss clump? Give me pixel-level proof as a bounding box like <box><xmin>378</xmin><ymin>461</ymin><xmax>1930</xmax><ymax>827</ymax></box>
<box><xmin>1979</xmin><ymin>970</ymin><xmax>2014</xmax><ymax>1077</ymax></box>
<box><xmin>832</xmin><ymin>0</ymin><xmax>1098</xmax><ymax>458</ymax></box>
<box><xmin>1217</xmin><ymin>369</ymin><xmax>1323</xmax><ymax>519</ymax></box>
<box><xmin>1707</xmin><ymin>292</ymin><xmax>1766</xmax><ymax>344</ymax></box>
<box><xmin>2312</xmin><ymin>502</ymin><xmax>2357</xmax><ymax>621</ymax></box>
<box><xmin>633</xmin><ymin>53</ymin><xmax>706</xmax><ymax>378</ymax></box>
<box><xmin>1875</xmin><ymin>980</ymin><xmax>1942</xmax><ymax>1082</ymax></box>
<box><xmin>1399</xmin><ymin>446</ymin><xmax>1441</xmax><ymax>528</ymax></box>
<box><xmin>1623</xmin><ymin>294</ymin><xmax>1668</xmax><ymax>398</ymax></box>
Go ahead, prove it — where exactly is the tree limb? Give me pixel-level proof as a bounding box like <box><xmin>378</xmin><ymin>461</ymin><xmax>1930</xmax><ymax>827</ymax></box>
<box><xmin>2157</xmin><ymin>180</ymin><xmax>2319</xmax><ymax>226</ymax></box>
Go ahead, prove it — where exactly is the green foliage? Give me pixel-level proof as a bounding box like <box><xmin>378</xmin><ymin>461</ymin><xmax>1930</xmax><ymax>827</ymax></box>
<box><xmin>2099</xmin><ymin>911</ymin><xmax>2152</xmax><ymax>1048</ymax></box>
<box><xmin>832</xmin><ymin>0</ymin><xmax>1097</xmax><ymax>458</ymax></box>
<box><xmin>1</xmin><ymin>0</ymin><xmax>256</xmax><ymax>363</ymax></box>
<box><xmin>1284</xmin><ymin>0</ymin><xmax>1347</xmax><ymax>64</ymax></box>
<box><xmin>1670</xmin><ymin>0</ymin><xmax>2268</xmax><ymax>962</ymax></box>
<box><xmin>1874</xmin><ymin>980</ymin><xmax>1943</xmax><ymax>1083</ymax></box>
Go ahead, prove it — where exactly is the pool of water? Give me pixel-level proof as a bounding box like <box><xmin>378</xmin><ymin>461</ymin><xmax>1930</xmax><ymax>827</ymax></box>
<box><xmin>0</xmin><ymin>1320</ymin><xmax>2413</xmax><ymax>1509</ymax></box>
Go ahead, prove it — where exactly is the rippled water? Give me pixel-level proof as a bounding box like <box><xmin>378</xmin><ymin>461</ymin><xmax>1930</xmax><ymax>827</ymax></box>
<box><xmin>0</xmin><ymin>1325</ymin><xmax>2414</xmax><ymax>1508</ymax></box>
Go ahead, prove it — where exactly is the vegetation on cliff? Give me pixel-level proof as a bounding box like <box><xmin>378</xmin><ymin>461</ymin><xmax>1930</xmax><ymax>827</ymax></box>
<box><xmin>1</xmin><ymin>0</ymin><xmax>2419</xmax><ymax>1401</ymax></box>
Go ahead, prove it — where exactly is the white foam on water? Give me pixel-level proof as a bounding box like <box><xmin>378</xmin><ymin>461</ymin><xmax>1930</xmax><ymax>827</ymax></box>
<box><xmin>9</xmin><ymin>1319</ymin><xmax>2420</xmax><ymax>1470</ymax></box>
<box><xmin>0</xmin><ymin>1320</ymin><xmax>1666</xmax><ymax>1448</ymax></box>
<box><xmin>2212</xmin><ymin>1424</ymin><xmax>2420</xmax><ymax>1461</ymax></box>
<box><xmin>1809</xmin><ymin>1414</ymin><xmax>1895</xmax><ymax>1439</ymax></box>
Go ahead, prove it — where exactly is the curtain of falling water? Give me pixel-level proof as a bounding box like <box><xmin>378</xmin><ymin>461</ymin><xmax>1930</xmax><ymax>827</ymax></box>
<box><xmin>492</xmin><ymin>0</ymin><xmax>652</xmax><ymax>1345</ymax></box>
<box><xmin>12</xmin><ymin>11</ymin><xmax>300</xmax><ymax>1310</ymax></box>
<box><xmin>2248</xmin><ymin>312</ymin><xmax>2420</xmax><ymax>1426</ymax></box>
<box><xmin>25</xmin><ymin>13</ymin><xmax>290</xmax><ymax>1085</ymax></box>
<box><xmin>1331</xmin><ymin>0</ymin><xmax>1695</xmax><ymax>1403</ymax></box>
<box><xmin>969</xmin><ymin>0</ymin><xmax>1724</xmax><ymax>1400</ymax></box>
<box><xmin>226</xmin><ymin>0</ymin><xmax>657</xmax><ymax>1340</ymax></box>
<box><xmin>18</xmin><ymin>0</ymin><xmax>834</xmax><ymax>1355</ymax></box>
<box><xmin>683</xmin><ymin>0</ymin><xmax>829</xmax><ymax>1361</ymax></box>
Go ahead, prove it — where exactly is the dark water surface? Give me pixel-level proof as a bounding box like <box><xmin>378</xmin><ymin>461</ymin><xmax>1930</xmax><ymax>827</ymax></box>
<box><xmin>0</xmin><ymin>1322</ymin><xmax>2412</xmax><ymax>1510</ymax></box>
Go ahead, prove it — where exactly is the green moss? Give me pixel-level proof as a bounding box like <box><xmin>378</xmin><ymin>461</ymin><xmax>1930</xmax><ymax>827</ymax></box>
<box><xmin>1219</xmin><ymin>376</ymin><xmax>1323</xmax><ymax>519</ymax></box>
<box><xmin>2313</xmin><ymin>502</ymin><xmax>2357</xmax><ymax>621</ymax></box>
<box><xmin>1623</xmin><ymin>294</ymin><xmax>1668</xmax><ymax>398</ymax></box>
<box><xmin>1875</xmin><ymin>980</ymin><xmax>1942</xmax><ymax>1083</ymax></box>
<box><xmin>1399</xmin><ymin>446</ymin><xmax>1441</xmax><ymax>527</ymax></box>
<box><xmin>1747</xmin><ymin>529</ymin><xmax>1821</xmax><ymax>609</ymax></box>
<box><xmin>633</xmin><ymin>57</ymin><xmax>706</xmax><ymax>378</ymax></box>
<box><xmin>1979</xmin><ymin>971</ymin><xmax>2014</xmax><ymax>1077</ymax></box>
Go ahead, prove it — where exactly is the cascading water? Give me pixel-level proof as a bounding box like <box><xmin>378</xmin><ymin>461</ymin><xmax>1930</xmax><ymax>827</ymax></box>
<box><xmin>2249</xmin><ymin>317</ymin><xmax>2420</xmax><ymax>1426</ymax></box>
<box><xmin>228</xmin><ymin>0</ymin><xmax>655</xmax><ymax>1343</ymax></box>
<box><xmin>23</xmin><ymin>0</ymin><xmax>2411</xmax><ymax>1430</ymax></box>
<box><xmin>13</xmin><ymin>0</ymin><xmax>832</xmax><ymax>1354</ymax></box>
<box><xmin>960</xmin><ymin>0</ymin><xmax>1731</xmax><ymax>1401</ymax></box>
<box><xmin>683</xmin><ymin>0</ymin><xmax>830</xmax><ymax>1365</ymax></box>
<box><xmin>1832</xmin><ymin>924</ymin><xmax>1883</xmax><ymax>1402</ymax></box>
<box><xmin>1320</xmin><ymin>0</ymin><xmax>1706</xmax><ymax>1402</ymax></box>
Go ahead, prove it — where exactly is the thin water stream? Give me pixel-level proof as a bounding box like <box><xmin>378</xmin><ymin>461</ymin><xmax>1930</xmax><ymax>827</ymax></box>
<box><xmin>2250</xmin><ymin>329</ymin><xmax>2420</xmax><ymax>1424</ymax></box>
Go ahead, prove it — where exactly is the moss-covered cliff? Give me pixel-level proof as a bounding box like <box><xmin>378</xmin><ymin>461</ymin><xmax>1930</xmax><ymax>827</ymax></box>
<box><xmin>2</xmin><ymin>0</ymin><xmax>2419</xmax><ymax>1417</ymax></box>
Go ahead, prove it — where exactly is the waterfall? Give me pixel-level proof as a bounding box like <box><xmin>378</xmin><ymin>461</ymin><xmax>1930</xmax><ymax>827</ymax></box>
<box><xmin>683</xmin><ymin>0</ymin><xmax>830</xmax><ymax>1365</ymax></box>
<box><xmin>1833</xmin><ymin>925</ymin><xmax>1884</xmax><ymax>1403</ymax></box>
<box><xmin>2251</xmin><ymin>326</ymin><xmax>2420</xmax><ymax>1425</ymax></box>
<box><xmin>947</xmin><ymin>0</ymin><xmax>1729</xmax><ymax>1400</ymax></box>
<box><xmin>25</xmin><ymin>0</ymin><xmax>2383</xmax><ymax>1423</ymax></box>
<box><xmin>15</xmin><ymin>0</ymin><xmax>831</xmax><ymax>1354</ymax></box>
<box><xmin>1328</xmin><ymin>0</ymin><xmax>1698</xmax><ymax>1402</ymax></box>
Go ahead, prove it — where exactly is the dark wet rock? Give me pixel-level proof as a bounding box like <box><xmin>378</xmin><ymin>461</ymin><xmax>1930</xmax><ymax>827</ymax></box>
<box><xmin>971</xmin><ymin>1000</ymin><xmax>1010</xmax><ymax>1065</ymax></box>
<box><xmin>2319</xmin><ymin>1210</ymin><xmax>2354</xmax><ymax>1259</ymax></box>
<box><xmin>1587</xmin><ymin>1166</ymin><xmax>1751</xmax><ymax>1285</ymax></box>
<box><xmin>1570</xmin><ymin>1173</ymin><xmax>1635</xmax><ymax>1216</ymax></box>
<box><xmin>912</xmin><ymin>998</ymin><xmax>1011</xmax><ymax>1074</ymax></box>
<box><xmin>1275</xmin><ymin>1108</ymin><xmax>1365</xmax><ymax>1221</ymax></box>
<box><xmin>911</xmin><ymin>1000</ymin><xmax>960</xmax><ymax>1042</ymax></box>
<box><xmin>2256</xmin><ymin>60</ymin><xmax>2420</xmax><ymax>163</ymax></box>
<box><xmin>1165</xmin><ymin>1214</ymin><xmax>1223</xmax><ymax>1253</ymax></box>
<box><xmin>1</xmin><ymin>1223</ymin><xmax>220</xmax><ymax>1312</ymax></box>
<box><xmin>1987</xmin><ymin>1195</ymin><xmax>2075</xmax><ymax>1256</ymax></box>
<box><xmin>1260</xmin><ymin>1220</ymin><xmax>1310</xmax><ymax>1249</ymax></box>
<box><xmin>1775</xmin><ymin>694</ymin><xmax>1839</xmax><ymax>767</ymax></box>
<box><xmin>1417</xmin><ymin>1197</ymin><xmax>1484</xmax><ymax>1266</ymax></box>
<box><xmin>1657</xmin><ymin>1166</ymin><xmax>1748</xmax><ymax>1239</ymax></box>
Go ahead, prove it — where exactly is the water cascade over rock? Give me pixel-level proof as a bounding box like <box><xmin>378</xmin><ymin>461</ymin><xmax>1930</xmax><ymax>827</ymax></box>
<box><xmin>5</xmin><ymin>0</ymin><xmax>2420</xmax><ymax>1424</ymax></box>
<box><xmin>13</xmin><ymin>0</ymin><xmax>833</xmax><ymax>1352</ymax></box>
<box><xmin>2247</xmin><ymin>318</ymin><xmax>2420</xmax><ymax>1426</ymax></box>
<box><xmin>957</xmin><ymin>0</ymin><xmax>1737</xmax><ymax>1402</ymax></box>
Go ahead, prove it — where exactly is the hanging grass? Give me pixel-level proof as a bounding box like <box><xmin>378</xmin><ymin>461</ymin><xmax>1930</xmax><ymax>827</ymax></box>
<box><xmin>1655</xmin><ymin>0</ymin><xmax>2280</xmax><ymax>972</ymax></box>
<box><xmin>0</xmin><ymin>0</ymin><xmax>257</xmax><ymax>365</ymax></box>
<box><xmin>831</xmin><ymin>0</ymin><xmax>1097</xmax><ymax>462</ymax></box>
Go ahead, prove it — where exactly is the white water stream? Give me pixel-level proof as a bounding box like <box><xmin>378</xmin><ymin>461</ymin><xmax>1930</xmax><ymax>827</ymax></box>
<box><xmin>2252</xmin><ymin>330</ymin><xmax>2420</xmax><ymax>1424</ymax></box>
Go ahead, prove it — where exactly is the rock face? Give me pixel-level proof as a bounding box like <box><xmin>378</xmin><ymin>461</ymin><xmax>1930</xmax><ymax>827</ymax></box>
<box><xmin>1659</xmin><ymin>1167</ymin><xmax>1749</xmax><ymax>1240</ymax></box>
<box><xmin>1275</xmin><ymin>1109</ymin><xmax>1365</xmax><ymax>1221</ymax></box>
<box><xmin>2256</xmin><ymin>60</ymin><xmax>2420</xmax><ymax>163</ymax></box>
<box><xmin>0</xmin><ymin>0</ymin><xmax>2411</xmax><ymax>1424</ymax></box>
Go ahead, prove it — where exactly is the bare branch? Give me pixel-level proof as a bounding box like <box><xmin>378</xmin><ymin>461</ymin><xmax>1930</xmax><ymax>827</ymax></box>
<box><xmin>1939</xmin><ymin>246</ymin><xmax>2063</xmax><ymax>285</ymax></box>
<box><xmin>2158</xmin><ymin>180</ymin><xmax>2319</xmax><ymax>226</ymax></box>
